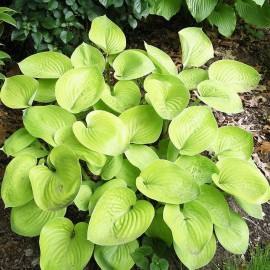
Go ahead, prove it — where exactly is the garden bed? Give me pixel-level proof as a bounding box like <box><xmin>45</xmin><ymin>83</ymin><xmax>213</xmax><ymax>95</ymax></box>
<box><xmin>0</xmin><ymin>15</ymin><xmax>269</xmax><ymax>270</ymax></box>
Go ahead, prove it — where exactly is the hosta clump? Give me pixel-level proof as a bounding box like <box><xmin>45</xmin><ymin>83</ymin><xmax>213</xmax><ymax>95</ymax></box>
<box><xmin>1</xmin><ymin>15</ymin><xmax>269</xmax><ymax>270</ymax></box>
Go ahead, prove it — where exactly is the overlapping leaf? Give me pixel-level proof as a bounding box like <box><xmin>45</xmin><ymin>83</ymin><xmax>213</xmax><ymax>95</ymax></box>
<box><xmin>144</xmin><ymin>73</ymin><xmax>190</xmax><ymax>120</ymax></box>
<box><xmin>34</xmin><ymin>79</ymin><xmax>56</xmax><ymax>103</ymax></box>
<box><xmin>169</xmin><ymin>106</ymin><xmax>218</xmax><ymax>155</ymax></box>
<box><xmin>29</xmin><ymin>145</ymin><xmax>81</xmax><ymax>210</ymax></box>
<box><xmin>136</xmin><ymin>159</ymin><xmax>199</xmax><ymax>204</ymax></box>
<box><xmin>88</xmin><ymin>187</ymin><xmax>154</xmax><ymax>245</ymax></box>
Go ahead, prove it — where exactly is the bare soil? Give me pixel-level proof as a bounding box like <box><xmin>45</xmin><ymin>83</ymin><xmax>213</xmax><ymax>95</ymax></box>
<box><xmin>0</xmin><ymin>15</ymin><xmax>269</xmax><ymax>270</ymax></box>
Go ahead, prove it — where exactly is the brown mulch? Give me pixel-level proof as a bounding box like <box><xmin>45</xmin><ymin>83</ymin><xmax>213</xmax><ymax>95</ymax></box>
<box><xmin>0</xmin><ymin>14</ymin><xmax>269</xmax><ymax>270</ymax></box>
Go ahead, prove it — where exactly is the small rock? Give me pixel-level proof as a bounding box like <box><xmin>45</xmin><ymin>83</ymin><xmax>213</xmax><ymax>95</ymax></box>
<box><xmin>24</xmin><ymin>248</ymin><xmax>33</xmax><ymax>257</ymax></box>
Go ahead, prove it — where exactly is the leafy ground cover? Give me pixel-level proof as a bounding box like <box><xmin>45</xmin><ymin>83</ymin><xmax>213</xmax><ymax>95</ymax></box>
<box><xmin>0</xmin><ymin>15</ymin><xmax>269</xmax><ymax>270</ymax></box>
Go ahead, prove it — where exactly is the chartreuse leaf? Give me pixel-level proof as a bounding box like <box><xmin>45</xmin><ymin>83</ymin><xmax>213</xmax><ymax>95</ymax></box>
<box><xmin>136</xmin><ymin>159</ymin><xmax>199</xmax><ymax>204</ymax></box>
<box><xmin>1</xmin><ymin>155</ymin><xmax>36</xmax><ymax>207</ymax></box>
<box><xmin>186</xmin><ymin>0</ymin><xmax>218</xmax><ymax>22</ymax></box>
<box><xmin>148</xmin><ymin>0</ymin><xmax>182</xmax><ymax>20</ymax></box>
<box><xmin>94</xmin><ymin>240</ymin><xmax>139</xmax><ymax>270</ymax></box>
<box><xmin>215</xmin><ymin>211</ymin><xmax>249</xmax><ymax>254</ymax></box>
<box><xmin>73</xmin><ymin>110</ymin><xmax>129</xmax><ymax>156</ymax></box>
<box><xmin>144</xmin><ymin>73</ymin><xmax>190</xmax><ymax>120</ymax></box>
<box><xmin>11</xmin><ymin>200</ymin><xmax>66</xmax><ymax>237</ymax></box>
<box><xmin>144</xmin><ymin>42</ymin><xmax>177</xmax><ymax>75</ymax></box>
<box><xmin>89</xmin><ymin>15</ymin><xmax>126</xmax><ymax>55</ymax></box>
<box><xmin>0</xmin><ymin>75</ymin><xmax>38</xmax><ymax>108</ymax></box>
<box><xmin>15</xmin><ymin>140</ymin><xmax>48</xmax><ymax>158</ymax></box>
<box><xmin>34</xmin><ymin>79</ymin><xmax>56</xmax><ymax>103</ymax></box>
<box><xmin>164</xmin><ymin>201</ymin><xmax>213</xmax><ymax>254</ymax></box>
<box><xmin>175</xmin><ymin>155</ymin><xmax>218</xmax><ymax>185</ymax></box>
<box><xmin>29</xmin><ymin>145</ymin><xmax>81</xmax><ymax>210</ymax></box>
<box><xmin>208</xmin><ymin>4</ymin><xmax>236</xmax><ymax>37</ymax></box>
<box><xmin>54</xmin><ymin>127</ymin><xmax>106</xmax><ymax>169</ymax></box>
<box><xmin>113</xmin><ymin>50</ymin><xmax>155</xmax><ymax>80</ymax></box>
<box><xmin>169</xmin><ymin>106</ymin><xmax>218</xmax><ymax>155</ymax></box>
<box><xmin>178</xmin><ymin>68</ymin><xmax>208</xmax><ymax>91</ymax></box>
<box><xmin>211</xmin><ymin>126</ymin><xmax>253</xmax><ymax>160</ymax></box>
<box><xmin>40</xmin><ymin>218</ymin><xmax>94</xmax><ymax>270</ymax></box>
<box><xmin>116</xmin><ymin>159</ymin><xmax>140</xmax><ymax>190</ymax></box>
<box><xmin>55</xmin><ymin>67</ymin><xmax>105</xmax><ymax>113</ymax></box>
<box><xmin>167</xmin><ymin>141</ymin><xmax>179</xmax><ymax>162</ymax></box>
<box><xmin>146</xmin><ymin>207</ymin><xmax>173</xmax><ymax>246</ymax></box>
<box><xmin>74</xmin><ymin>181</ymin><xmax>93</xmax><ymax>211</ymax></box>
<box><xmin>120</xmin><ymin>105</ymin><xmax>163</xmax><ymax>144</ymax></box>
<box><xmin>88</xmin><ymin>179</ymin><xmax>127</xmax><ymax>213</ymax></box>
<box><xmin>196</xmin><ymin>185</ymin><xmax>230</xmax><ymax>227</ymax></box>
<box><xmin>71</xmin><ymin>42</ymin><xmax>105</xmax><ymax>72</ymax></box>
<box><xmin>174</xmin><ymin>234</ymin><xmax>216</xmax><ymax>270</ymax></box>
<box><xmin>3</xmin><ymin>128</ymin><xmax>35</xmax><ymax>156</ymax></box>
<box><xmin>179</xmin><ymin>27</ymin><xmax>214</xmax><ymax>68</ymax></box>
<box><xmin>19</xmin><ymin>52</ymin><xmax>72</xmax><ymax>78</ymax></box>
<box><xmin>212</xmin><ymin>158</ymin><xmax>269</xmax><ymax>204</ymax></box>
<box><xmin>235</xmin><ymin>197</ymin><xmax>263</xmax><ymax>220</ymax></box>
<box><xmin>88</xmin><ymin>187</ymin><xmax>154</xmax><ymax>245</ymax></box>
<box><xmin>101</xmin><ymin>81</ymin><xmax>141</xmax><ymax>113</ymax></box>
<box><xmin>23</xmin><ymin>105</ymin><xmax>76</xmax><ymax>146</ymax></box>
<box><xmin>209</xmin><ymin>60</ymin><xmax>261</xmax><ymax>92</ymax></box>
<box><xmin>125</xmin><ymin>144</ymin><xmax>159</xmax><ymax>171</ymax></box>
<box><xmin>197</xmin><ymin>80</ymin><xmax>244</xmax><ymax>114</ymax></box>
<box><xmin>101</xmin><ymin>155</ymin><xmax>123</xmax><ymax>180</ymax></box>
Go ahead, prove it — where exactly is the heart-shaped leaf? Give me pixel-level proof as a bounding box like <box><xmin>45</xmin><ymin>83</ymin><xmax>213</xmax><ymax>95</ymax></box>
<box><xmin>179</xmin><ymin>27</ymin><xmax>214</xmax><ymax>68</ymax></box>
<box><xmin>197</xmin><ymin>80</ymin><xmax>244</xmax><ymax>114</ymax></box>
<box><xmin>29</xmin><ymin>145</ymin><xmax>81</xmax><ymax>210</ymax></box>
<box><xmin>11</xmin><ymin>200</ymin><xmax>66</xmax><ymax>237</ymax></box>
<box><xmin>71</xmin><ymin>42</ymin><xmax>105</xmax><ymax>72</ymax></box>
<box><xmin>144</xmin><ymin>42</ymin><xmax>177</xmax><ymax>75</ymax></box>
<box><xmin>74</xmin><ymin>181</ymin><xmax>93</xmax><ymax>211</ymax></box>
<box><xmin>210</xmin><ymin>126</ymin><xmax>254</xmax><ymax>160</ymax></box>
<box><xmin>208</xmin><ymin>59</ymin><xmax>261</xmax><ymax>92</ymax></box>
<box><xmin>120</xmin><ymin>105</ymin><xmax>163</xmax><ymax>144</ymax></box>
<box><xmin>94</xmin><ymin>240</ymin><xmax>139</xmax><ymax>270</ymax></box>
<box><xmin>164</xmin><ymin>201</ymin><xmax>213</xmax><ymax>254</ymax></box>
<box><xmin>19</xmin><ymin>52</ymin><xmax>72</xmax><ymax>78</ymax></box>
<box><xmin>174</xmin><ymin>234</ymin><xmax>216</xmax><ymax>270</ymax></box>
<box><xmin>136</xmin><ymin>159</ymin><xmax>199</xmax><ymax>204</ymax></box>
<box><xmin>235</xmin><ymin>197</ymin><xmax>263</xmax><ymax>220</ymax></box>
<box><xmin>116</xmin><ymin>159</ymin><xmax>140</xmax><ymax>190</ymax></box>
<box><xmin>149</xmin><ymin>0</ymin><xmax>182</xmax><ymax>20</ymax></box>
<box><xmin>101</xmin><ymin>81</ymin><xmax>141</xmax><ymax>113</ymax></box>
<box><xmin>1</xmin><ymin>155</ymin><xmax>36</xmax><ymax>207</ymax></box>
<box><xmin>101</xmin><ymin>154</ymin><xmax>123</xmax><ymax>180</ymax></box>
<box><xmin>146</xmin><ymin>207</ymin><xmax>173</xmax><ymax>246</ymax></box>
<box><xmin>214</xmin><ymin>211</ymin><xmax>249</xmax><ymax>254</ymax></box>
<box><xmin>54</xmin><ymin>126</ymin><xmax>106</xmax><ymax>169</ymax></box>
<box><xmin>55</xmin><ymin>67</ymin><xmax>105</xmax><ymax>113</ymax></box>
<box><xmin>88</xmin><ymin>187</ymin><xmax>154</xmax><ymax>245</ymax></box>
<box><xmin>212</xmin><ymin>158</ymin><xmax>269</xmax><ymax>204</ymax></box>
<box><xmin>175</xmin><ymin>155</ymin><xmax>218</xmax><ymax>185</ymax></box>
<box><xmin>144</xmin><ymin>73</ymin><xmax>190</xmax><ymax>120</ymax></box>
<box><xmin>73</xmin><ymin>110</ymin><xmax>129</xmax><ymax>156</ymax></box>
<box><xmin>40</xmin><ymin>218</ymin><xmax>94</xmax><ymax>270</ymax></box>
<box><xmin>196</xmin><ymin>185</ymin><xmax>230</xmax><ymax>227</ymax></box>
<box><xmin>23</xmin><ymin>105</ymin><xmax>76</xmax><ymax>146</ymax></box>
<box><xmin>125</xmin><ymin>144</ymin><xmax>159</xmax><ymax>171</ymax></box>
<box><xmin>34</xmin><ymin>79</ymin><xmax>56</xmax><ymax>103</ymax></box>
<box><xmin>89</xmin><ymin>15</ymin><xmax>126</xmax><ymax>55</ymax></box>
<box><xmin>178</xmin><ymin>68</ymin><xmax>208</xmax><ymax>91</ymax></box>
<box><xmin>3</xmin><ymin>128</ymin><xmax>35</xmax><ymax>156</ymax></box>
<box><xmin>169</xmin><ymin>106</ymin><xmax>218</xmax><ymax>155</ymax></box>
<box><xmin>88</xmin><ymin>179</ymin><xmax>127</xmax><ymax>213</ymax></box>
<box><xmin>113</xmin><ymin>50</ymin><xmax>155</xmax><ymax>80</ymax></box>
<box><xmin>208</xmin><ymin>3</ymin><xmax>236</xmax><ymax>37</ymax></box>
<box><xmin>186</xmin><ymin>0</ymin><xmax>218</xmax><ymax>22</ymax></box>
<box><xmin>0</xmin><ymin>75</ymin><xmax>38</xmax><ymax>108</ymax></box>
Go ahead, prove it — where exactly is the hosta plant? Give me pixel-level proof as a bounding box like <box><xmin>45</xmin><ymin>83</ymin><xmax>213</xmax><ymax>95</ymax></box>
<box><xmin>1</xmin><ymin>15</ymin><xmax>269</xmax><ymax>270</ymax></box>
